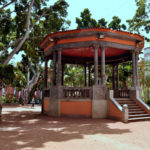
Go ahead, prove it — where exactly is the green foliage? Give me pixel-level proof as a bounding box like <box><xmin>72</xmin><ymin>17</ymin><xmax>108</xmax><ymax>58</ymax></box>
<box><xmin>119</xmin><ymin>62</ymin><xmax>132</xmax><ymax>89</ymax></box>
<box><xmin>0</xmin><ymin>0</ymin><xmax>70</xmax><ymax>64</ymax></box>
<box><xmin>76</xmin><ymin>8</ymin><xmax>98</xmax><ymax>29</ymax></box>
<box><xmin>98</xmin><ymin>18</ymin><xmax>107</xmax><ymax>28</ymax></box>
<box><xmin>64</xmin><ymin>64</ymin><xmax>84</xmax><ymax>87</ymax></box>
<box><xmin>145</xmin><ymin>99</ymin><xmax>150</xmax><ymax>104</ymax></box>
<box><xmin>127</xmin><ymin>0</ymin><xmax>150</xmax><ymax>41</ymax></box>
<box><xmin>76</xmin><ymin>8</ymin><xmax>126</xmax><ymax>30</ymax></box>
<box><xmin>12</xmin><ymin>64</ymin><xmax>27</xmax><ymax>88</ymax></box>
<box><xmin>108</xmin><ymin>16</ymin><xmax>126</xmax><ymax>30</ymax></box>
<box><xmin>0</xmin><ymin>64</ymin><xmax>15</xmax><ymax>85</ymax></box>
<box><xmin>0</xmin><ymin>95</ymin><xmax>6</xmax><ymax>104</ymax></box>
<box><xmin>19</xmin><ymin>97</ymin><xmax>23</xmax><ymax>104</ymax></box>
<box><xmin>5</xmin><ymin>93</ymin><xmax>14</xmax><ymax>103</ymax></box>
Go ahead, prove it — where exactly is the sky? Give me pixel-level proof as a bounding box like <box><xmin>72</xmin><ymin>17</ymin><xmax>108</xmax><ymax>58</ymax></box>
<box><xmin>51</xmin><ymin>0</ymin><xmax>137</xmax><ymax>29</ymax></box>
<box><xmin>10</xmin><ymin>0</ymin><xmax>149</xmax><ymax>64</ymax></box>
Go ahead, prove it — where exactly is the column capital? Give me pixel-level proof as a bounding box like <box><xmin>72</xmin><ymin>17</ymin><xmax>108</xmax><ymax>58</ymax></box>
<box><xmin>130</xmin><ymin>49</ymin><xmax>136</xmax><ymax>54</ymax></box>
<box><xmin>100</xmin><ymin>43</ymin><xmax>106</xmax><ymax>50</ymax></box>
<box><xmin>92</xmin><ymin>43</ymin><xmax>99</xmax><ymax>49</ymax></box>
<box><xmin>56</xmin><ymin>48</ymin><xmax>62</xmax><ymax>52</ymax></box>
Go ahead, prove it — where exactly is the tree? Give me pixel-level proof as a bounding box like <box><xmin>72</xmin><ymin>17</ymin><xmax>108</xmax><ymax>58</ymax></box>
<box><xmin>119</xmin><ymin>62</ymin><xmax>132</xmax><ymax>89</ymax></box>
<box><xmin>127</xmin><ymin>0</ymin><xmax>150</xmax><ymax>41</ymax></box>
<box><xmin>64</xmin><ymin>64</ymin><xmax>84</xmax><ymax>87</ymax></box>
<box><xmin>108</xmin><ymin>16</ymin><xmax>126</xmax><ymax>30</ymax></box>
<box><xmin>0</xmin><ymin>0</ymin><xmax>70</xmax><ymax>65</ymax></box>
<box><xmin>76</xmin><ymin>8</ymin><xmax>126</xmax><ymax>30</ymax></box>
<box><xmin>76</xmin><ymin>8</ymin><xmax>98</xmax><ymax>29</ymax></box>
<box><xmin>0</xmin><ymin>0</ymin><xmax>17</xmax><ymax>11</ymax></box>
<box><xmin>98</xmin><ymin>18</ymin><xmax>107</xmax><ymax>28</ymax></box>
<box><xmin>0</xmin><ymin>0</ymin><xmax>70</xmax><ymax>104</ymax></box>
<box><xmin>0</xmin><ymin>64</ymin><xmax>15</xmax><ymax>87</ymax></box>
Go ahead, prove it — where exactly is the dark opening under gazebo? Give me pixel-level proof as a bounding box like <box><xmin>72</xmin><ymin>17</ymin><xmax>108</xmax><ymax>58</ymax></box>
<box><xmin>40</xmin><ymin>28</ymin><xmax>150</xmax><ymax>122</ymax></box>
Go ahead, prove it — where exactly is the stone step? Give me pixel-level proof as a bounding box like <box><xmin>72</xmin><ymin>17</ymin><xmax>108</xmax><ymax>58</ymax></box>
<box><xmin>128</xmin><ymin>116</ymin><xmax>150</xmax><ymax>121</ymax></box>
<box><xmin>129</xmin><ymin>111</ymin><xmax>146</xmax><ymax>114</ymax></box>
<box><xmin>122</xmin><ymin>104</ymin><xmax>138</xmax><ymax>106</ymax></box>
<box><xmin>129</xmin><ymin>108</ymin><xmax>144</xmax><ymax>111</ymax></box>
<box><xmin>118</xmin><ymin>102</ymin><xmax>136</xmax><ymax>105</ymax></box>
<box><xmin>128</xmin><ymin>106</ymin><xmax>141</xmax><ymax>108</ymax></box>
<box><xmin>129</xmin><ymin>114</ymin><xmax>150</xmax><ymax>118</ymax></box>
<box><xmin>115</xmin><ymin>98</ymin><xmax>130</xmax><ymax>100</ymax></box>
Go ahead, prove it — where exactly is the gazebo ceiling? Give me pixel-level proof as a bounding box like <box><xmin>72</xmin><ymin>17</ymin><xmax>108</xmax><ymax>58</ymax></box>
<box><xmin>62</xmin><ymin>47</ymin><xmax>127</xmax><ymax>58</ymax></box>
<box><xmin>40</xmin><ymin>28</ymin><xmax>144</xmax><ymax>64</ymax></box>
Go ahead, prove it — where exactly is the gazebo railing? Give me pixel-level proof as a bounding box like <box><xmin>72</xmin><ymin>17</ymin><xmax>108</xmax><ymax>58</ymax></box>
<box><xmin>63</xmin><ymin>87</ymin><xmax>91</xmax><ymax>99</ymax></box>
<box><xmin>114</xmin><ymin>90</ymin><xmax>129</xmax><ymax>98</ymax></box>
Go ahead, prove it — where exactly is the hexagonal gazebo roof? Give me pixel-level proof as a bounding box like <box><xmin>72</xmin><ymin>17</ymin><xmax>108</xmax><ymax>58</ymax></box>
<box><xmin>40</xmin><ymin>28</ymin><xmax>144</xmax><ymax>64</ymax></box>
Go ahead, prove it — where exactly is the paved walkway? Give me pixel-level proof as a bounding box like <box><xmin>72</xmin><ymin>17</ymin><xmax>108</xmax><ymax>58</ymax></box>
<box><xmin>0</xmin><ymin>105</ymin><xmax>150</xmax><ymax>150</ymax></box>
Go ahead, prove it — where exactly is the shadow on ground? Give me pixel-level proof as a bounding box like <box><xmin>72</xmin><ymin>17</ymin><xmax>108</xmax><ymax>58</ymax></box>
<box><xmin>0</xmin><ymin>106</ymin><xmax>131</xmax><ymax>150</ymax></box>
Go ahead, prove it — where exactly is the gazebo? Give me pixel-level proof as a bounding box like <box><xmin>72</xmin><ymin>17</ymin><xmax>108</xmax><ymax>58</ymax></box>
<box><xmin>40</xmin><ymin>28</ymin><xmax>150</xmax><ymax>122</ymax></box>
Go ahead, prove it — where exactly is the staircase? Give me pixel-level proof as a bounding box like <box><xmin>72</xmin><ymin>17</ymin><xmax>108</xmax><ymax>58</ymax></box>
<box><xmin>115</xmin><ymin>98</ymin><xmax>150</xmax><ymax>121</ymax></box>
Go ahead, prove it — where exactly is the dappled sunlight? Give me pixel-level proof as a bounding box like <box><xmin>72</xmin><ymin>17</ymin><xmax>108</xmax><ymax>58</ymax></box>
<box><xmin>0</xmin><ymin>106</ymin><xmax>150</xmax><ymax>150</ymax></box>
<box><xmin>0</xmin><ymin>127</ymin><xmax>21</xmax><ymax>131</ymax></box>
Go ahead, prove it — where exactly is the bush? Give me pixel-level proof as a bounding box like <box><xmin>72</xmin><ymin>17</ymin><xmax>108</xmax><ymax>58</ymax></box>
<box><xmin>5</xmin><ymin>93</ymin><xmax>14</xmax><ymax>103</ymax></box>
<box><xmin>145</xmin><ymin>99</ymin><xmax>150</xmax><ymax>104</ymax></box>
<box><xmin>1</xmin><ymin>96</ymin><xmax>6</xmax><ymax>104</ymax></box>
<box><xmin>19</xmin><ymin>97</ymin><xmax>23</xmax><ymax>104</ymax></box>
<box><xmin>12</xmin><ymin>96</ymin><xmax>17</xmax><ymax>104</ymax></box>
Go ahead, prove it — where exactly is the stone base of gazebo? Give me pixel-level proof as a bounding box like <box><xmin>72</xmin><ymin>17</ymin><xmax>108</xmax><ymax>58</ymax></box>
<box><xmin>43</xmin><ymin>98</ymin><xmax>108</xmax><ymax>118</ymax></box>
<box><xmin>42</xmin><ymin>85</ymin><xmax>108</xmax><ymax>119</ymax></box>
<box><xmin>42</xmin><ymin>88</ymin><xmax>150</xmax><ymax>122</ymax></box>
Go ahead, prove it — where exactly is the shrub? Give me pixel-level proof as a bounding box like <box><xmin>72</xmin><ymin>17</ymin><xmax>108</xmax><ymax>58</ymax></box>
<box><xmin>1</xmin><ymin>96</ymin><xmax>6</xmax><ymax>104</ymax></box>
<box><xmin>145</xmin><ymin>99</ymin><xmax>150</xmax><ymax>104</ymax></box>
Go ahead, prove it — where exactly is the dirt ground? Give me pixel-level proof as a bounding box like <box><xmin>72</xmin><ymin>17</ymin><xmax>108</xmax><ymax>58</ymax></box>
<box><xmin>0</xmin><ymin>105</ymin><xmax>150</xmax><ymax>150</ymax></box>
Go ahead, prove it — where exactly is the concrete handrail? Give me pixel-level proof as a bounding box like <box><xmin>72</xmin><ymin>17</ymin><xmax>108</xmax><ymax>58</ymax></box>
<box><xmin>110</xmin><ymin>97</ymin><xmax>123</xmax><ymax>112</ymax></box>
<box><xmin>137</xmin><ymin>97</ymin><xmax>150</xmax><ymax>111</ymax></box>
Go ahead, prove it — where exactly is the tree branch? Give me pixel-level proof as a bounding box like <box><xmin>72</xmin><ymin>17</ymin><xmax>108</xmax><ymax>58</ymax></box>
<box><xmin>0</xmin><ymin>37</ymin><xmax>22</xmax><ymax>57</ymax></box>
<box><xmin>3</xmin><ymin>0</ymin><xmax>35</xmax><ymax>65</ymax></box>
<box><xmin>0</xmin><ymin>0</ymin><xmax>17</xmax><ymax>11</ymax></box>
<box><xmin>29</xmin><ymin>62</ymin><xmax>36</xmax><ymax>75</ymax></box>
<box><xmin>30</xmin><ymin>9</ymin><xmax>50</xmax><ymax>30</ymax></box>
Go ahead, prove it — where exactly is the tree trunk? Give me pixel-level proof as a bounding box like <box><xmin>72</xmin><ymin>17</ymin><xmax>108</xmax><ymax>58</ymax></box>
<box><xmin>22</xmin><ymin>63</ymin><xmax>40</xmax><ymax>104</ymax></box>
<box><xmin>0</xmin><ymin>80</ymin><xmax>2</xmax><ymax>122</ymax></box>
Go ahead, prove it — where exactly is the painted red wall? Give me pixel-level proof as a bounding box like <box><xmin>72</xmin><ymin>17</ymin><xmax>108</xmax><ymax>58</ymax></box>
<box><xmin>60</xmin><ymin>101</ymin><xmax>92</xmax><ymax>117</ymax></box>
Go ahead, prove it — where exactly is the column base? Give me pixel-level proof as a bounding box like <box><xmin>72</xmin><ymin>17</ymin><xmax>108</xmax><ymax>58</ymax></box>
<box><xmin>129</xmin><ymin>87</ymin><xmax>142</xmax><ymax>100</ymax></box>
<box><xmin>92</xmin><ymin>85</ymin><xmax>107</xmax><ymax>99</ymax></box>
<box><xmin>92</xmin><ymin>99</ymin><xmax>108</xmax><ymax>118</ymax></box>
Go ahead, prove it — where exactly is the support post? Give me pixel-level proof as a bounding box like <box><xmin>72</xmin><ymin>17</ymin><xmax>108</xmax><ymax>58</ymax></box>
<box><xmin>88</xmin><ymin>65</ymin><xmax>91</xmax><ymax>86</ymax></box>
<box><xmin>112</xmin><ymin>65</ymin><xmax>115</xmax><ymax>90</ymax></box>
<box><xmin>101</xmin><ymin>46</ymin><xmax>106</xmax><ymax>86</ymax></box>
<box><xmin>62</xmin><ymin>63</ymin><xmax>64</xmax><ymax>86</ymax></box>
<box><xmin>84</xmin><ymin>64</ymin><xmax>87</xmax><ymax>86</ymax></box>
<box><xmin>44</xmin><ymin>57</ymin><xmax>48</xmax><ymax>88</ymax></box>
<box><xmin>135</xmin><ymin>51</ymin><xmax>140</xmax><ymax>87</ymax></box>
<box><xmin>52</xmin><ymin>51</ymin><xmax>57</xmax><ymax>85</ymax></box>
<box><xmin>116</xmin><ymin>64</ymin><xmax>119</xmax><ymax>89</ymax></box>
<box><xmin>94</xmin><ymin>44</ymin><xmax>99</xmax><ymax>86</ymax></box>
<box><xmin>132</xmin><ymin>51</ymin><xmax>136</xmax><ymax>87</ymax></box>
<box><xmin>57</xmin><ymin>49</ymin><xmax>62</xmax><ymax>86</ymax></box>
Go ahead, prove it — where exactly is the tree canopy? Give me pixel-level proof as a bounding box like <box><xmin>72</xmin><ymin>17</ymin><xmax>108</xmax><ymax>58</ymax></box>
<box><xmin>76</xmin><ymin>8</ymin><xmax>127</xmax><ymax>30</ymax></box>
<box><xmin>127</xmin><ymin>0</ymin><xmax>150</xmax><ymax>41</ymax></box>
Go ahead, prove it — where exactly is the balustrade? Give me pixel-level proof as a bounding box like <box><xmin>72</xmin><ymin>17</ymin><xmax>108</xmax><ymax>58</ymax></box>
<box><xmin>114</xmin><ymin>90</ymin><xmax>129</xmax><ymax>98</ymax></box>
<box><xmin>63</xmin><ymin>87</ymin><xmax>91</xmax><ymax>99</ymax></box>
